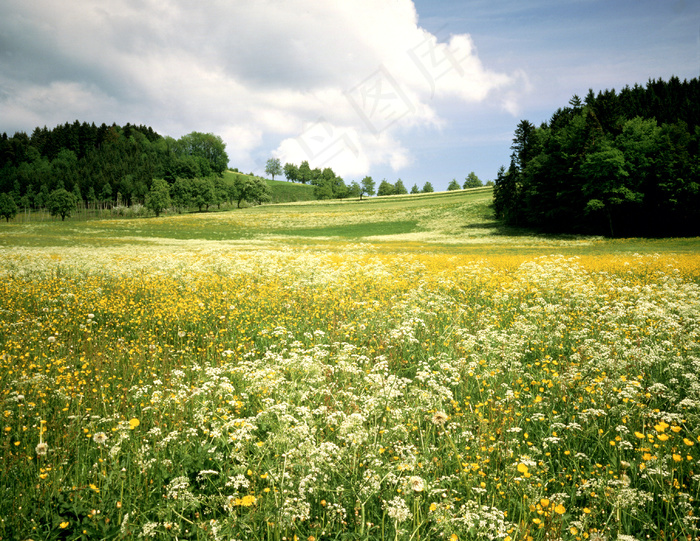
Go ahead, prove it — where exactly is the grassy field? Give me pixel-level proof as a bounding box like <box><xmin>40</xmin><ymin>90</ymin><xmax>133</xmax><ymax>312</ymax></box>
<box><xmin>1</xmin><ymin>189</ymin><xmax>700</xmax><ymax>540</ymax></box>
<box><xmin>224</xmin><ymin>171</ymin><xmax>316</xmax><ymax>205</ymax></box>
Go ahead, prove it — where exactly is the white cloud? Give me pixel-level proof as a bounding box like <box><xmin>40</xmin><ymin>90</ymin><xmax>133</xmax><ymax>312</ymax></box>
<box><xmin>0</xmin><ymin>0</ymin><xmax>520</xmax><ymax>177</ymax></box>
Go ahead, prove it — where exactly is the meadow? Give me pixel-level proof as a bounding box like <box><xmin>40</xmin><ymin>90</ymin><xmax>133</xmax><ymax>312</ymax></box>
<box><xmin>1</xmin><ymin>188</ymin><xmax>700</xmax><ymax>541</ymax></box>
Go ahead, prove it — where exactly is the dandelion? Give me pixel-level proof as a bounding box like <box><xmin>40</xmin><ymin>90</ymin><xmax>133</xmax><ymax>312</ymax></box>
<box><xmin>409</xmin><ymin>476</ymin><xmax>425</xmax><ymax>492</ymax></box>
<box><xmin>128</xmin><ymin>418</ymin><xmax>140</xmax><ymax>430</ymax></box>
<box><xmin>517</xmin><ymin>463</ymin><xmax>529</xmax><ymax>474</ymax></box>
<box><xmin>35</xmin><ymin>442</ymin><xmax>48</xmax><ymax>456</ymax></box>
<box><xmin>431</xmin><ymin>411</ymin><xmax>448</xmax><ymax>426</ymax></box>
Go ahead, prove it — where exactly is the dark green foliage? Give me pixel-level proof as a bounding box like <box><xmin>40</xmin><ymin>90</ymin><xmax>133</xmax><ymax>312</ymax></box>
<box><xmin>171</xmin><ymin>132</ymin><xmax>228</xmax><ymax>176</ymax></box>
<box><xmin>190</xmin><ymin>177</ymin><xmax>215</xmax><ymax>211</ymax></box>
<box><xmin>0</xmin><ymin>122</ymin><xmax>229</xmax><ymax>211</ymax></box>
<box><xmin>361</xmin><ymin>176</ymin><xmax>376</xmax><ymax>199</ymax></box>
<box><xmin>463</xmin><ymin>172</ymin><xmax>482</xmax><ymax>189</ymax></box>
<box><xmin>278</xmin><ymin>162</ymin><xmax>353</xmax><ymax>200</ymax></box>
<box><xmin>232</xmin><ymin>176</ymin><xmax>271</xmax><ymax>207</ymax></box>
<box><xmin>170</xmin><ymin>177</ymin><xmax>193</xmax><ymax>213</ymax></box>
<box><xmin>297</xmin><ymin>161</ymin><xmax>312</xmax><ymax>184</ymax></box>
<box><xmin>311</xmin><ymin>167</ymin><xmax>350</xmax><ymax>200</ymax></box>
<box><xmin>348</xmin><ymin>181</ymin><xmax>362</xmax><ymax>199</ymax></box>
<box><xmin>422</xmin><ymin>182</ymin><xmax>434</xmax><ymax>193</ymax></box>
<box><xmin>394</xmin><ymin>179</ymin><xmax>408</xmax><ymax>194</ymax></box>
<box><xmin>493</xmin><ymin>77</ymin><xmax>700</xmax><ymax>236</ymax></box>
<box><xmin>283</xmin><ymin>162</ymin><xmax>299</xmax><ymax>182</ymax></box>
<box><xmin>377</xmin><ymin>180</ymin><xmax>394</xmax><ymax>196</ymax></box>
<box><xmin>144</xmin><ymin>178</ymin><xmax>171</xmax><ymax>217</ymax></box>
<box><xmin>47</xmin><ymin>188</ymin><xmax>77</xmax><ymax>221</ymax></box>
<box><xmin>447</xmin><ymin>179</ymin><xmax>461</xmax><ymax>191</ymax></box>
<box><xmin>0</xmin><ymin>192</ymin><xmax>18</xmax><ymax>222</ymax></box>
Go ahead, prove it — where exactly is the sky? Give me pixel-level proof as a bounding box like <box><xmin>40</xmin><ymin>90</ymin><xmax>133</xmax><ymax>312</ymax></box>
<box><xmin>1</xmin><ymin>0</ymin><xmax>698</xmax><ymax>191</ymax></box>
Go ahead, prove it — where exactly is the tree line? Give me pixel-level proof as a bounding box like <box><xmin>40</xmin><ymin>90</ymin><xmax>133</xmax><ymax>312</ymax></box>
<box><xmin>0</xmin><ymin>121</ymin><xmax>231</xmax><ymax>214</ymax></box>
<box><xmin>493</xmin><ymin>76</ymin><xmax>700</xmax><ymax>237</ymax></box>
<box><xmin>267</xmin><ymin>158</ymin><xmax>485</xmax><ymax>200</ymax></box>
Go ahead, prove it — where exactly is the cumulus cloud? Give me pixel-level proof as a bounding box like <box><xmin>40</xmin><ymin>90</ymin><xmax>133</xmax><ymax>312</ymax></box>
<box><xmin>0</xmin><ymin>0</ymin><xmax>520</xmax><ymax>177</ymax></box>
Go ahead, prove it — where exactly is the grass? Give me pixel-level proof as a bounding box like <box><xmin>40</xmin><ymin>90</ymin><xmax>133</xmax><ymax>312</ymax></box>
<box><xmin>224</xmin><ymin>171</ymin><xmax>317</xmax><ymax>204</ymax></box>
<box><xmin>1</xmin><ymin>189</ymin><xmax>700</xmax><ymax>540</ymax></box>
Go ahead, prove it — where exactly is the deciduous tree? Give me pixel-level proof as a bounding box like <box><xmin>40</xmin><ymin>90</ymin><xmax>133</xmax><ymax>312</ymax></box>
<box><xmin>377</xmin><ymin>180</ymin><xmax>394</xmax><ymax>196</ymax></box>
<box><xmin>0</xmin><ymin>192</ymin><xmax>18</xmax><ymax>222</ymax></box>
<box><xmin>47</xmin><ymin>188</ymin><xmax>77</xmax><ymax>221</ymax></box>
<box><xmin>190</xmin><ymin>177</ymin><xmax>215</xmax><ymax>211</ymax></box>
<box><xmin>265</xmin><ymin>158</ymin><xmax>282</xmax><ymax>180</ymax></box>
<box><xmin>394</xmin><ymin>179</ymin><xmax>408</xmax><ymax>194</ymax></box>
<box><xmin>463</xmin><ymin>172</ymin><xmax>482</xmax><ymax>188</ymax></box>
<box><xmin>360</xmin><ymin>176</ymin><xmax>375</xmax><ymax>200</ymax></box>
<box><xmin>233</xmin><ymin>176</ymin><xmax>271</xmax><ymax>207</ymax></box>
<box><xmin>283</xmin><ymin>163</ymin><xmax>299</xmax><ymax>182</ymax></box>
<box><xmin>144</xmin><ymin>178</ymin><xmax>171</xmax><ymax>217</ymax></box>
<box><xmin>170</xmin><ymin>177</ymin><xmax>192</xmax><ymax>213</ymax></box>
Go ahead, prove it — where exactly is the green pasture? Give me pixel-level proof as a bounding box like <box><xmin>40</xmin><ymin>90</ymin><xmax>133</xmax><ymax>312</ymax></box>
<box><xmin>1</xmin><ymin>187</ymin><xmax>699</xmax><ymax>255</ymax></box>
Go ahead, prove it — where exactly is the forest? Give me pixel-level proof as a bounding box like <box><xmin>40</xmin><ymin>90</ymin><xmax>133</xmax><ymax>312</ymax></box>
<box><xmin>493</xmin><ymin>76</ymin><xmax>700</xmax><ymax>237</ymax></box>
<box><xmin>0</xmin><ymin>122</ymin><xmax>229</xmax><ymax>212</ymax></box>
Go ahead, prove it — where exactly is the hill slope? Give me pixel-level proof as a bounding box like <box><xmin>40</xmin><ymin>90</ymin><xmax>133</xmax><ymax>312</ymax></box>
<box><xmin>223</xmin><ymin>171</ymin><xmax>316</xmax><ymax>204</ymax></box>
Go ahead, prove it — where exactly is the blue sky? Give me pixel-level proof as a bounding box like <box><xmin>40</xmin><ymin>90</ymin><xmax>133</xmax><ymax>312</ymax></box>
<box><xmin>1</xmin><ymin>0</ymin><xmax>698</xmax><ymax>191</ymax></box>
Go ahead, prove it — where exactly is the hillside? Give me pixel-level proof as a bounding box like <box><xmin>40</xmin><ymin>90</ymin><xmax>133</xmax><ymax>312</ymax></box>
<box><xmin>223</xmin><ymin>171</ymin><xmax>316</xmax><ymax>204</ymax></box>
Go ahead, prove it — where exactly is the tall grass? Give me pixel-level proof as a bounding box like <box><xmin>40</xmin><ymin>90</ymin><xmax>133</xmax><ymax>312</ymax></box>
<box><xmin>1</xmin><ymin>243</ymin><xmax>699</xmax><ymax>540</ymax></box>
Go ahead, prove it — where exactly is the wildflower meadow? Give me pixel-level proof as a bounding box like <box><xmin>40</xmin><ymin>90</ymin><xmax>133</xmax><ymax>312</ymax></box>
<box><xmin>1</xmin><ymin>191</ymin><xmax>700</xmax><ymax>541</ymax></box>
